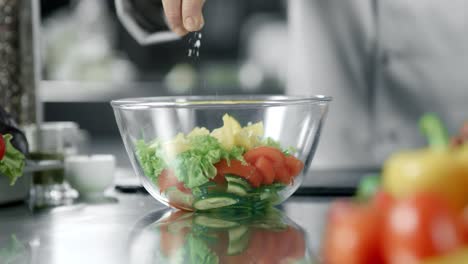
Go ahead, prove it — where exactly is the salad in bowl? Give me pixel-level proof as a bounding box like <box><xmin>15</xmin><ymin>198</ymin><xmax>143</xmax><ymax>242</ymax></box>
<box><xmin>112</xmin><ymin>96</ymin><xmax>330</xmax><ymax>211</ymax></box>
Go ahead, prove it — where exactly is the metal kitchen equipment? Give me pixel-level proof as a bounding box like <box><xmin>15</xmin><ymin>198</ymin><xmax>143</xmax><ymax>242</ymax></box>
<box><xmin>0</xmin><ymin>0</ymin><xmax>42</xmax><ymax>206</ymax></box>
<box><xmin>0</xmin><ymin>0</ymin><xmax>41</xmax><ymax>126</ymax></box>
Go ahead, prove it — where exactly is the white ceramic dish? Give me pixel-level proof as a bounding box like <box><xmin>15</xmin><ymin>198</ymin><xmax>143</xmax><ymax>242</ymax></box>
<box><xmin>65</xmin><ymin>155</ymin><xmax>116</xmax><ymax>197</ymax></box>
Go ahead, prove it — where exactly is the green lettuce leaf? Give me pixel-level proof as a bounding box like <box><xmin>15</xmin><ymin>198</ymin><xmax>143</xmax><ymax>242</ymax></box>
<box><xmin>0</xmin><ymin>134</ymin><xmax>25</xmax><ymax>185</ymax></box>
<box><xmin>261</xmin><ymin>137</ymin><xmax>282</xmax><ymax>150</ymax></box>
<box><xmin>172</xmin><ymin>135</ymin><xmax>245</xmax><ymax>188</ymax></box>
<box><xmin>187</xmin><ymin>234</ymin><xmax>219</xmax><ymax>264</ymax></box>
<box><xmin>135</xmin><ymin>139</ymin><xmax>167</xmax><ymax>183</ymax></box>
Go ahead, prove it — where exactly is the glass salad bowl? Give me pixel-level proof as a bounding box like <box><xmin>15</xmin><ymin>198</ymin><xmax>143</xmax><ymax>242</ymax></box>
<box><xmin>111</xmin><ymin>96</ymin><xmax>331</xmax><ymax>211</ymax></box>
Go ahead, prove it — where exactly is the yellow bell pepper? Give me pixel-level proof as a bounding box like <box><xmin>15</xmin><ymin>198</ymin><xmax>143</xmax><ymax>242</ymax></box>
<box><xmin>383</xmin><ymin>114</ymin><xmax>468</xmax><ymax>211</ymax></box>
<box><xmin>423</xmin><ymin>248</ymin><xmax>468</xmax><ymax>264</ymax></box>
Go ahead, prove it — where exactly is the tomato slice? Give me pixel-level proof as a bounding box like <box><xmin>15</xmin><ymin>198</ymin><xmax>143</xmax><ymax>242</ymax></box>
<box><xmin>255</xmin><ymin>156</ymin><xmax>275</xmax><ymax>185</ymax></box>
<box><xmin>244</xmin><ymin>146</ymin><xmax>285</xmax><ymax>165</ymax></box>
<box><xmin>0</xmin><ymin>134</ymin><xmax>5</xmax><ymax>161</ymax></box>
<box><xmin>158</xmin><ymin>169</ymin><xmax>191</xmax><ymax>194</ymax></box>
<box><xmin>274</xmin><ymin>164</ymin><xmax>292</xmax><ymax>185</ymax></box>
<box><xmin>211</xmin><ymin>172</ymin><xmax>227</xmax><ymax>185</ymax></box>
<box><xmin>383</xmin><ymin>193</ymin><xmax>465</xmax><ymax>264</ymax></box>
<box><xmin>322</xmin><ymin>200</ymin><xmax>383</xmax><ymax>264</ymax></box>
<box><xmin>271</xmin><ymin>227</ymin><xmax>306</xmax><ymax>262</ymax></box>
<box><xmin>215</xmin><ymin>159</ymin><xmax>262</xmax><ymax>187</ymax></box>
<box><xmin>285</xmin><ymin>155</ymin><xmax>304</xmax><ymax>177</ymax></box>
<box><xmin>160</xmin><ymin>225</ymin><xmax>187</xmax><ymax>257</ymax></box>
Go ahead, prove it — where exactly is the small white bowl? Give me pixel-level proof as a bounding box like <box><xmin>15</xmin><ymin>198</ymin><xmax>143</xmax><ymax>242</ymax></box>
<box><xmin>65</xmin><ymin>155</ymin><xmax>116</xmax><ymax>198</ymax></box>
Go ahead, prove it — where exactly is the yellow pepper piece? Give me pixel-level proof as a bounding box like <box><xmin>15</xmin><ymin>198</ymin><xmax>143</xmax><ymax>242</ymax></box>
<box><xmin>383</xmin><ymin>149</ymin><xmax>468</xmax><ymax>211</ymax></box>
<box><xmin>423</xmin><ymin>248</ymin><xmax>468</xmax><ymax>264</ymax></box>
<box><xmin>211</xmin><ymin>114</ymin><xmax>242</xmax><ymax>150</ymax></box>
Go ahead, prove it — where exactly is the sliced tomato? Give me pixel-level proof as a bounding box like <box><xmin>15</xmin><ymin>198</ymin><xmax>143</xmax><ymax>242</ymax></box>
<box><xmin>322</xmin><ymin>200</ymin><xmax>383</xmax><ymax>264</ymax></box>
<box><xmin>274</xmin><ymin>163</ymin><xmax>292</xmax><ymax>185</ymax></box>
<box><xmin>211</xmin><ymin>172</ymin><xmax>227</xmax><ymax>185</ymax></box>
<box><xmin>158</xmin><ymin>169</ymin><xmax>176</xmax><ymax>193</ymax></box>
<box><xmin>215</xmin><ymin>159</ymin><xmax>262</xmax><ymax>187</ymax></box>
<box><xmin>158</xmin><ymin>169</ymin><xmax>191</xmax><ymax>194</ymax></box>
<box><xmin>285</xmin><ymin>155</ymin><xmax>304</xmax><ymax>177</ymax></box>
<box><xmin>255</xmin><ymin>156</ymin><xmax>275</xmax><ymax>185</ymax></box>
<box><xmin>258</xmin><ymin>229</ymin><xmax>279</xmax><ymax>263</ymax></box>
<box><xmin>287</xmin><ymin>227</ymin><xmax>306</xmax><ymax>260</ymax></box>
<box><xmin>0</xmin><ymin>134</ymin><xmax>5</xmax><ymax>160</ymax></box>
<box><xmin>160</xmin><ymin>226</ymin><xmax>187</xmax><ymax>257</ymax></box>
<box><xmin>383</xmin><ymin>193</ymin><xmax>465</xmax><ymax>264</ymax></box>
<box><xmin>270</xmin><ymin>227</ymin><xmax>306</xmax><ymax>262</ymax></box>
<box><xmin>159</xmin><ymin>210</ymin><xmax>191</xmax><ymax>224</ymax></box>
<box><xmin>210</xmin><ymin>231</ymin><xmax>229</xmax><ymax>258</ymax></box>
<box><xmin>244</xmin><ymin>146</ymin><xmax>285</xmax><ymax>165</ymax></box>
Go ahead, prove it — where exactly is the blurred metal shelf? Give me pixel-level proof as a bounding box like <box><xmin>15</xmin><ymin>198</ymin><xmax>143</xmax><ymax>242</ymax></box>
<box><xmin>39</xmin><ymin>80</ymin><xmax>283</xmax><ymax>102</ymax></box>
<box><xmin>39</xmin><ymin>80</ymin><xmax>171</xmax><ymax>102</ymax></box>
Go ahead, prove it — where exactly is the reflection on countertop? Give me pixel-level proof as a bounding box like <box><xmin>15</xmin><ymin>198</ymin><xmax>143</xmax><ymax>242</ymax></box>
<box><xmin>0</xmin><ymin>192</ymin><xmax>331</xmax><ymax>264</ymax></box>
<box><xmin>129</xmin><ymin>208</ymin><xmax>314</xmax><ymax>263</ymax></box>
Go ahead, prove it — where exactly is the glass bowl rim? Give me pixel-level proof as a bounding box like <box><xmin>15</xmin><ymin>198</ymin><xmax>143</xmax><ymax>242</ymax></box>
<box><xmin>111</xmin><ymin>95</ymin><xmax>332</xmax><ymax>110</ymax></box>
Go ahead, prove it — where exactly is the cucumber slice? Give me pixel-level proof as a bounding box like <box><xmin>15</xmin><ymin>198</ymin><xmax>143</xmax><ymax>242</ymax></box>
<box><xmin>167</xmin><ymin>219</ymin><xmax>193</xmax><ymax>234</ymax></box>
<box><xmin>192</xmin><ymin>182</ymin><xmax>220</xmax><ymax>198</ymax></box>
<box><xmin>165</xmin><ymin>187</ymin><xmax>194</xmax><ymax>208</ymax></box>
<box><xmin>228</xmin><ymin>229</ymin><xmax>251</xmax><ymax>255</ymax></box>
<box><xmin>228</xmin><ymin>226</ymin><xmax>249</xmax><ymax>242</ymax></box>
<box><xmin>227</xmin><ymin>182</ymin><xmax>248</xmax><ymax>196</ymax></box>
<box><xmin>225</xmin><ymin>174</ymin><xmax>252</xmax><ymax>190</ymax></box>
<box><xmin>194</xmin><ymin>215</ymin><xmax>239</xmax><ymax>229</ymax></box>
<box><xmin>194</xmin><ymin>194</ymin><xmax>240</xmax><ymax>211</ymax></box>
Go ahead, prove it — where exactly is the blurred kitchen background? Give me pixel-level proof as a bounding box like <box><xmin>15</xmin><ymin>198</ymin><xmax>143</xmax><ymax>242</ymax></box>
<box><xmin>40</xmin><ymin>0</ymin><xmax>288</xmax><ymax>170</ymax></box>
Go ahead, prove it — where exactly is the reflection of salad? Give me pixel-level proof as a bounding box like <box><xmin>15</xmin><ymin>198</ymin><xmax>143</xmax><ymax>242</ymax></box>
<box><xmin>0</xmin><ymin>235</ymin><xmax>29</xmax><ymax>264</ymax></box>
<box><xmin>152</xmin><ymin>209</ymin><xmax>310</xmax><ymax>264</ymax></box>
<box><xmin>136</xmin><ymin>114</ymin><xmax>304</xmax><ymax>211</ymax></box>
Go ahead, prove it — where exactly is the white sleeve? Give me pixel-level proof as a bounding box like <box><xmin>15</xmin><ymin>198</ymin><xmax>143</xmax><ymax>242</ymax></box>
<box><xmin>287</xmin><ymin>0</ymin><xmax>377</xmax><ymax>168</ymax></box>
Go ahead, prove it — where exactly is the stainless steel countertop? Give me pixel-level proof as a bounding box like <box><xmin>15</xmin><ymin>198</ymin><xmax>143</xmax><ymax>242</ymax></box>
<box><xmin>0</xmin><ymin>192</ymin><xmax>332</xmax><ymax>264</ymax></box>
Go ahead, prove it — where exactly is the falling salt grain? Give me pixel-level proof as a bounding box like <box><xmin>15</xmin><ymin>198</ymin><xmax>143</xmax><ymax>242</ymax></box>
<box><xmin>187</xmin><ymin>32</ymin><xmax>202</xmax><ymax>58</ymax></box>
<box><xmin>194</xmin><ymin>39</ymin><xmax>201</xmax><ymax>49</ymax></box>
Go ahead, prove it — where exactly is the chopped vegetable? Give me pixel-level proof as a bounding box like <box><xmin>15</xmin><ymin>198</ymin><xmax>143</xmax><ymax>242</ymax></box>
<box><xmin>136</xmin><ymin>139</ymin><xmax>166</xmax><ymax>183</ymax></box>
<box><xmin>383</xmin><ymin>193</ymin><xmax>465</xmax><ymax>264</ymax></box>
<box><xmin>215</xmin><ymin>159</ymin><xmax>261</xmax><ymax>188</ymax></box>
<box><xmin>255</xmin><ymin>156</ymin><xmax>275</xmax><ymax>185</ymax></box>
<box><xmin>0</xmin><ymin>134</ymin><xmax>26</xmax><ymax>185</ymax></box>
<box><xmin>322</xmin><ymin>115</ymin><xmax>468</xmax><ymax>263</ymax></box>
<box><xmin>244</xmin><ymin>146</ymin><xmax>285</xmax><ymax>165</ymax></box>
<box><xmin>135</xmin><ymin>114</ymin><xmax>304</xmax><ymax>211</ymax></box>
<box><xmin>0</xmin><ymin>235</ymin><xmax>28</xmax><ymax>264</ymax></box>
<box><xmin>151</xmin><ymin>209</ymin><xmax>310</xmax><ymax>264</ymax></box>
<box><xmin>0</xmin><ymin>134</ymin><xmax>5</xmax><ymax>160</ymax></box>
<box><xmin>383</xmin><ymin>114</ymin><xmax>468</xmax><ymax>211</ymax></box>
<box><xmin>194</xmin><ymin>194</ymin><xmax>240</xmax><ymax>211</ymax></box>
<box><xmin>322</xmin><ymin>200</ymin><xmax>383</xmax><ymax>264</ymax></box>
<box><xmin>284</xmin><ymin>155</ymin><xmax>304</xmax><ymax>177</ymax></box>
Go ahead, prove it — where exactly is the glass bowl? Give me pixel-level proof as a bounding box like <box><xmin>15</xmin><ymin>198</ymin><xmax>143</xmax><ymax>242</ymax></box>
<box><xmin>111</xmin><ymin>95</ymin><xmax>331</xmax><ymax>211</ymax></box>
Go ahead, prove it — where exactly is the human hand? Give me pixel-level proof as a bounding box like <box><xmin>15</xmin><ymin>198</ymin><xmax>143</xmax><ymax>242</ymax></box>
<box><xmin>162</xmin><ymin>0</ymin><xmax>205</xmax><ymax>36</ymax></box>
